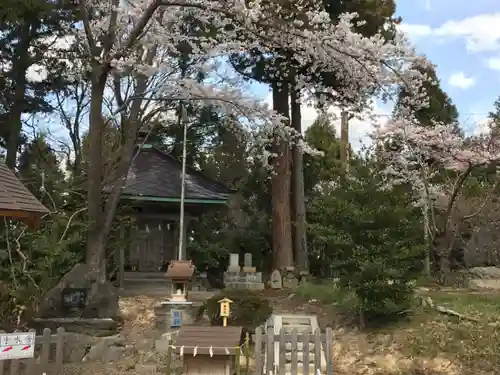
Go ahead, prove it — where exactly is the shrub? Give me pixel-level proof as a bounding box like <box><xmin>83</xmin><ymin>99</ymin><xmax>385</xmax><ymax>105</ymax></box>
<box><xmin>197</xmin><ymin>289</ymin><xmax>272</xmax><ymax>331</ymax></box>
<box><xmin>308</xmin><ymin>162</ymin><xmax>425</xmax><ymax>326</ymax></box>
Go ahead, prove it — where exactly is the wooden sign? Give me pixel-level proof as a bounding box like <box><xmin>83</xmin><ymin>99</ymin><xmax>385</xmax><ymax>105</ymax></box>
<box><xmin>0</xmin><ymin>332</ymin><xmax>35</xmax><ymax>360</ymax></box>
<box><xmin>217</xmin><ymin>297</ymin><xmax>233</xmax><ymax>327</ymax></box>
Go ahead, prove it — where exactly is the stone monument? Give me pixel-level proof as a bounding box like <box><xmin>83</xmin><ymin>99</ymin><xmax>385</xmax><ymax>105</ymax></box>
<box><xmin>282</xmin><ymin>266</ymin><xmax>299</xmax><ymax>289</ymax></box>
<box><xmin>223</xmin><ymin>253</ymin><xmax>264</xmax><ymax>290</ymax></box>
<box><xmin>39</xmin><ymin>263</ymin><xmax>118</xmax><ymax>319</ymax></box>
<box><xmin>270</xmin><ymin>269</ymin><xmax>283</xmax><ymax>289</ymax></box>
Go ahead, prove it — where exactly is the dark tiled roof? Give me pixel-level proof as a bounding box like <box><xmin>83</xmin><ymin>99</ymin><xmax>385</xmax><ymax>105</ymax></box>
<box><xmin>0</xmin><ymin>163</ymin><xmax>49</xmax><ymax>215</ymax></box>
<box><xmin>120</xmin><ymin>146</ymin><xmax>232</xmax><ymax>201</ymax></box>
<box><xmin>175</xmin><ymin>326</ymin><xmax>243</xmax><ymax>355</ymax></box>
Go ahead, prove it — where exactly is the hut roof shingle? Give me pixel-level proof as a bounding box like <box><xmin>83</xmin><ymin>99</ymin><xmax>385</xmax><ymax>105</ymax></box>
<box><xmin>0</xmin><ymin>163</ymin><xmax>49</xmax><ymax>225</ymax></box>
<box><xmin>175</xmin><ymin>326</ymin><xmax>243</xmax><ymax>356</ymax></box>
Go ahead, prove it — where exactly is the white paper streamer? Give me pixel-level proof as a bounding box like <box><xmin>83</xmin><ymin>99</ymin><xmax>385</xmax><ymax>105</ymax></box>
<box><xmin>180</xmin><ymin>346</ymin><xmax>184</xmax><ymax>357</ymax></box>
<box><xmin>209</xmin><ymin>346</ymin><xmax>213</xmax><ymax>357</ymax></box>
<box><xmin>225</xmin><ymin>347</ymin><xmax>230</xmax><ymax>355</ymax></box>
<box><xmin>193</xmin><ymin>346</ymin><xmax>198</xmax><ymax>357</ymax></box>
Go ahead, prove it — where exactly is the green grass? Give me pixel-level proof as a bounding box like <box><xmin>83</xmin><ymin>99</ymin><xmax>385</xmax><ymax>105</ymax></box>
<box><xmin>292</xmin><ymin>281</ymin><xmax>359</xmax><ymax>314</ymax></box>
<box><xmin>419</xmin><ymin>290</ymin><xmax>500</xmax><ymax>322</ymax></box>
<box><xmin>398</xmin><ymin>290</ymin><xmax>500</xmax><ymax>374</ymax></box>
<box><xmin>293</xmin><ymin>283</ymin><xmax>500</xmax><ymax>374</ymax></box>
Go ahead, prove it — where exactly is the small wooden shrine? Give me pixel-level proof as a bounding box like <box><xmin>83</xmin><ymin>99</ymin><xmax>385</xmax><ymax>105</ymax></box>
<box><xmin>165</xmin><ymin>260</ymin><xmax>196</xmax><ymax>299</ymax></box>
<box><xmin>0</xmin><ymin>162</ymin><xmax>49</xmax><ymax>229</ymax></box>
<box><xmin>109</xmin><ymin>141</ymin><xmax>233</xmax><ymax>287</ymax></box>
<box><xmin>175</xmin><ymin>325</ymin><xmax>243</xmax><ymax>375</ymax></box>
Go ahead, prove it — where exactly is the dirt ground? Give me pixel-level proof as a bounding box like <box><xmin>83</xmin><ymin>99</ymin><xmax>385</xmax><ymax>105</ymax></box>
<box><xmin>274</xmin><ymin>286</ymin><xmax>500</xmax><ymax>375</ymax></box>
<box><xmin>62</xmin><ymin>288</ymin><xmax>500</xmax><ymax>375</ymax></box>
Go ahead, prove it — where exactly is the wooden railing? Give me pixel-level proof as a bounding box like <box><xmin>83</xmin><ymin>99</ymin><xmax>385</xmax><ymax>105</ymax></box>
<box><xmin>254</xmin><ymin>326</ymin><xmax>334</xmax><ymax>375</ymax></box>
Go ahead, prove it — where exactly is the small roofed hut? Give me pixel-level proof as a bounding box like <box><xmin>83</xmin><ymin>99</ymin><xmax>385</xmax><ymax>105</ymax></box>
<box><xmin>165</xmin><ymin>260</ymin><xmax>196</xmax><ymax>297</ymax></box>
<box><xmin>0</xmin><ymin>163</ymin><xmax>49</xmax><ymax>229</ymax></box>
<box><xmin>110</xmin><ymin>140</ymin><xmax>234</xmax><ymax>289</ymax></box>
<box><xmin>175</xmin><ymin>325</ymin><xmax>243</xmax><ymax>375</ymax></box>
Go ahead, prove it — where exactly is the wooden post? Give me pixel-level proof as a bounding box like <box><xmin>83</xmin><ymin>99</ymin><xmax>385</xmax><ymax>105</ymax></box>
<box><xmin>235</xmin><ymin>346</ymin><xmax>241</xmax><ymax>375</ymax></box>
<box><xmin>254</xmin><ymin>326</ymin><xmax>262</xmax><ymax>375</ymax></box>
<box><xmin>41</xmin><ymin>328</ymin><xmax>51</xmax><ymax>375</ymax></box>
<box><xmin>244</xmin><ymin>332</ymin><xmax>250</xmax><ymax>375</ymax></box>
<box><xmin>55</xmin><ymin>327</ymin><xmax>65</xmax><ymax>374</ymax></box>
<box><xmin>165</xmin><ymin>338</ymin><xmax>173</xmax><ymax>375</ymax></box>
<box><xmin>303</xmin><ymin>328</ymin><xmax>310</xmax><ymax>375</ymax></box>
<box><xmin>278</xmin><ymin>329</ymin><xmax>285</xmax><ymax>375</ymax></box>
<box><xmin>265</xmin><ymin>326</ymin><xmax>274</xmax><ymax>375</ymax></box>
<box><xmin>325</xmin><ymin>328</ymin><xmax>333</xmax><ymax>375</ymax></box>
<box><xmin>313</xmin><ymin>329</ymin><xmax>321</xmax><ymax>374</ymax></box>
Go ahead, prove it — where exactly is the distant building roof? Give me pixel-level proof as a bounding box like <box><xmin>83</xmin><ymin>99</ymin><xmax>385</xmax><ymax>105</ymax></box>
<box><xmin>116</xmin><ymin>145</ymin><xmax>233</xmax><ymax>204</ymax></box>
<box><xmin>0</xmin><ymin>162</ymin><xmax>49</xmax><ymax>228</ymax></box>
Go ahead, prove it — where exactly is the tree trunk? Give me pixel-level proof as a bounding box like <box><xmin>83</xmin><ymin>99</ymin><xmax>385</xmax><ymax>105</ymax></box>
<box><xmin>423</xmin><ymin>205</ymin><xmax>431</xmax><ymax>278</ymax></box>
<box><xmin>290</xmin><ymin>88</ymin><xmax>308</xmax><ymax>272</ymax></box>
<box><xmin>86</xmin><ymin>68</ymin><xmax>108</xmax><ymax>276</ymax></box>
<box><xmin>271</xmin><ymin>82</ymin><xmax>293</xmax><ymax>269</ymax></box>
<box><xmin>6</xmin><ymin>23</ymin><xmax>35</xmax><ymax>169</ymax></box>
<box><xmin>340</xmin><ymin>110</ymin><xmax>349</xmax><ymax>173</ymax></box>
<box><xmin>86</xmin><ymin>64</ymin><xmax>152</xmax><ymax>281</ymax></box>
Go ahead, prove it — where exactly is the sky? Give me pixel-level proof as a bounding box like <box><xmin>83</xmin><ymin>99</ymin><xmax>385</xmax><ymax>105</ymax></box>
<box><xmin>249</xmin><ymin>0</ymin><xmax>500</xmax><ymax>149</ymax></box>
<box><xmin>25</xmin><ymin>1</ymin><xmax>500</xmax><ymax>152</ymax></box>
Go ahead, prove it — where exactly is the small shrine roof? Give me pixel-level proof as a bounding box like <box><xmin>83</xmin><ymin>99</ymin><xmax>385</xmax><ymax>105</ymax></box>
<box><xmin>165</xmin><ymin>260</ymin><xmax>195</xmax><ymax>280</ymax></box>
<box><xmin>175</xmin><ymin>326</ymin><xmax>243</xmax><ymax>355</ymax></box>
<box><xmin>116</xmin><ymin>145</ymin><xmax>234</xmax><ymax>204</ymax></box>
<box><xmin>0</xmin><ymin>163</ymin><xmax>49</xmax><ymax>229</ymax></box>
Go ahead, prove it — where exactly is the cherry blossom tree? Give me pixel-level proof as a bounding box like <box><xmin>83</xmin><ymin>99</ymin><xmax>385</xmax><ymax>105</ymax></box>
<box><xmin>74</xmin><ymin>0</ymin><xmax>429</xmax><ymax>276</ymax></box>
<box><xmin>376</xmin><ymin>114</ymin><xmax>500</xmax><ymax>279</ymax></box>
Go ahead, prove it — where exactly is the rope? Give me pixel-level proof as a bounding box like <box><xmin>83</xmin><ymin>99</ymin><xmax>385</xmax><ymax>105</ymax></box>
<box><xmin>168</xmin><ymin>342</ymin><xmax>247</xmax><ymax>357</ymax></box>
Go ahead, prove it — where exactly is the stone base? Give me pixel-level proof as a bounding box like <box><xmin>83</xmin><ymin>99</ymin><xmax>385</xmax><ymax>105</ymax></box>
<box><xmin>31</xmin><ymin>317</ymin><xmax>118</xmax><ymax>337</ymax></box>
<box><xmin>224</xmin><ymin>282</ymin><xmax>265</xmax><ymax>290</ymax></box>
<box><xmin>154</xmin><ymin>302</ymin><xmax>194</xmax><ymax>332</ymax></box>
<box><xmin>224</xmin><ymin>271</ymin><xmax>263</xmax><ymax>283</ymax></box>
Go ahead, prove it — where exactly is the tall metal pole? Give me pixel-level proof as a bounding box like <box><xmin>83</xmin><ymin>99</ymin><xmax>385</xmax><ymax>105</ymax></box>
<box><xmin>177</xmin><ymin>104</ymin><xmax>188</xmax><ymax>260</ymax></box>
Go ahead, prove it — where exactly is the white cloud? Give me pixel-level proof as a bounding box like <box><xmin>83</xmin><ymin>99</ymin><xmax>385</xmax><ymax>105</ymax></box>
<box><xmin>398</xmin><ymin>23</ymin><xmax>432</xmax><ymax>40</ymax></box>
<box><xmin>402</xmin><ymin>13</ymin><xmax>500</xmax><ymax>53</ymax></box>
<box><xmin>448</xmin><ymin>71</ymin><xmax>476</xmax><ymax>89</ymax></box>
<box><xmin>487</xmin><ymin>56</ymin><xmax>500</xmax><ymax>71</ymax></box>
<box><xmin>263</xmin><ymin>94</ymin><xmax>390</xmax><ymax>151</ymax></box>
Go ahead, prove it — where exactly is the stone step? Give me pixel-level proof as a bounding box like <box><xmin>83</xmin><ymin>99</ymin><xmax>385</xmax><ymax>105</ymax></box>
<box><xmin>285</xmin><ymin>352</ymin><xmax>315</xmax><ymax>362</ymax></box>
<box><xmin>285</xmin><ymin>342</ymin><xmax>315</xmax><ymax>351</ymax></box>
